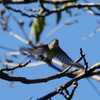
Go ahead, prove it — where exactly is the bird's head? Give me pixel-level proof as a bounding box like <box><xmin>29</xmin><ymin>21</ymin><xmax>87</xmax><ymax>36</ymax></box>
<box><xmin>48</xmin><ymin>39</ymin><xmax>59</xmax><ymax>50</ymax></box>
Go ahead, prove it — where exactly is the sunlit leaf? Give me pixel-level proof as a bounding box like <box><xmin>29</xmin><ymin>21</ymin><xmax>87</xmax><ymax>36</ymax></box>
<box><xmin>31</xmin><ymin>16</ymin><xmax>45</xmax><ymax>43</ymax></box>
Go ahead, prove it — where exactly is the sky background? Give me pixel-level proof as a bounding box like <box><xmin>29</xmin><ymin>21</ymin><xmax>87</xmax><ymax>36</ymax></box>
<box><xmin>0</xmin><ymin>1</ymin><xmax>100</xmax><ymax>100</ymax></box>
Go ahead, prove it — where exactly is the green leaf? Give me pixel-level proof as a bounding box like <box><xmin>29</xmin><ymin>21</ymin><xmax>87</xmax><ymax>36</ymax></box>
<box><xmin>31</xmin><ymin>16</ymin><xmax>45</xmax><ymax>43</ymax></box>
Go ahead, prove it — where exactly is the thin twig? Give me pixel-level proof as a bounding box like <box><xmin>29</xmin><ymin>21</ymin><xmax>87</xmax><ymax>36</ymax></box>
<box><xmin>0</xmin><ymin>60</ymin><xmax>31</xmax><ymax>72</ymax></box>
<box><xmin>80</xmin><ymin>48</ymin><xmax>88</xmax><ymax>71</ymax></box>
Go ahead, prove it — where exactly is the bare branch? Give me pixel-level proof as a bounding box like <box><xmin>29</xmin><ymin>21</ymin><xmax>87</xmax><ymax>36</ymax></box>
<box><xmin>0</xmin><ymin>60</ymin><xmax>31</xmax><ymax>72</ymax></box>
<box><xmin>2</xmin><ymin>3</ymin><xmax>100</xmax><ymax>18</ymax></box>
<box><xmin>0</xmin><ymin>0</ymin><xmax>37</xmax><ymax>4</ymax></box>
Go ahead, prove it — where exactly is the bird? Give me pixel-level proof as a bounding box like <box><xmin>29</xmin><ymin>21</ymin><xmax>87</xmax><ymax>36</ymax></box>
<box><xmin>20</xmin><ymin>39</ymin><xmax>85</xmax><ymax>77</ymax></box>
<box><xmin>46</xmin><ymin>39</ymin><xmax>85</xmax><ymax>77</ymax></box>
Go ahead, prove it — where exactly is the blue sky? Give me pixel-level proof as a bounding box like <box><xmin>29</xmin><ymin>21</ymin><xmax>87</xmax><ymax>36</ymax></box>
<box><xmin>0</xmin><ymin>2</ymin><xmax>100</xmax><ymax>100</ymax></box>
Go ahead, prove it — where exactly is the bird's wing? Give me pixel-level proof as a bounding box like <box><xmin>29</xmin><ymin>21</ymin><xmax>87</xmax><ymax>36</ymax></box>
<box><xmin>49</xmin><ymin>47</ymin><xmax>84</xmax><ymax>71</ymax></box>
<box><xmin>52</xmin><ymin>47</ymin><xmax>73</xmax><ymax>65</ymax></box>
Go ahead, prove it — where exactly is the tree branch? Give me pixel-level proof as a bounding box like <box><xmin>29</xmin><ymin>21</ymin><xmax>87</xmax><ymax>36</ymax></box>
<box><xmin>0</xmin><ymin>0</ymin><xmax>37</xmax><ymax>4</ymax></box>
<box><xmin>2</xmin><ymin>3</ymin><xmax>100</xmax><ymax>18</ymax></box>
<box><xmin>0</xmin><ymin>0</ymin><xmax>77</xmax><ymax>4</ymax></box>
